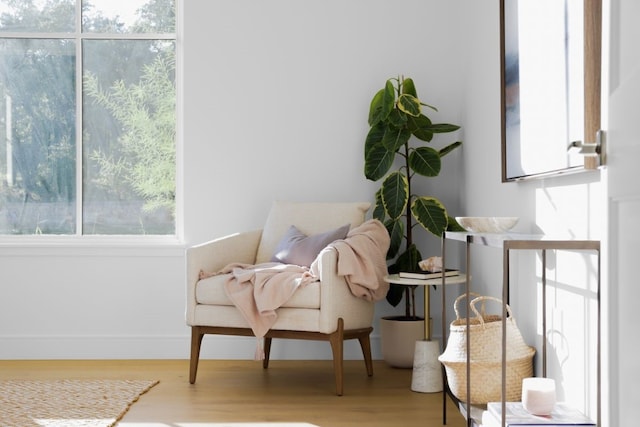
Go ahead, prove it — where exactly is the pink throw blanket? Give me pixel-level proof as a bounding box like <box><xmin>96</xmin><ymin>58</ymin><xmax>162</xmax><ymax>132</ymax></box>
<box><xmin>199</xmin><ymin>219</ymin><xmax>390</xmax><ymax>358</ymax></box>
<box><xmin>314</xmin><ymin>218</ymin><xmax>390</xmax><ymax>302</ymax></box>
<box><xmin>206</xmin><ymin>262</ymin><xmax>317</xmax><ymax>342</ymax></box>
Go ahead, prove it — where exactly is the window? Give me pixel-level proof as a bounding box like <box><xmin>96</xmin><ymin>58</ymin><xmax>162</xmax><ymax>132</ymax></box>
<box><xmin>0</xmin><ymin>0</ymin><xmax>176</xmax><ymax>235</ymax></box>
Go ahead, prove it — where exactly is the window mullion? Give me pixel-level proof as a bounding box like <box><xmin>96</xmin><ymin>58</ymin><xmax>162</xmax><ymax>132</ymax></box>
<box><xmin>75</xmin><ymin>0</ymin><xmax>83</xmax><ymax>235</ymax></box>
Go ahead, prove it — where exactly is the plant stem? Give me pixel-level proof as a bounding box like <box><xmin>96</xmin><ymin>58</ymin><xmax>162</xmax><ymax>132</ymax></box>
<box><xmin>398</xmin><ymin>76</ymin><xmax>418</xmax><ymax>319</ymax></box>
<box><xmin>411</xmin><ymin>286</ymin><xmax>417</xmax><ymax>318</ymax></box>
<box><xmin>402</xmin><ymin>77</ymin><xmax>414</xmax><ymax>318</ymax></box>
<box><xmin>404</xmin><ymin>142</ymin><xmax>413</xmax><ymax>319</ymax></box>
<box><xmin>404</xmin><ymin>141</ymin><xmax>413</xmax><ymax>248</ymax></box>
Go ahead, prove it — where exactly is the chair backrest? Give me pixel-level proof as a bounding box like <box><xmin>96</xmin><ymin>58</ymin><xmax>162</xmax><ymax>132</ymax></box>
<box><xmin>255</xmin><ymin>201</ymin><xmax>371</xmax><ymax>264</ymax></box>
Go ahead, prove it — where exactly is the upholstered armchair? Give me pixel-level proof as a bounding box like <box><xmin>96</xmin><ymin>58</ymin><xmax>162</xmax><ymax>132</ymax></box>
<box><xmin>186</xmin><ymin>201</ymin><xmax>389</xmax><ymax>395</ymax></box>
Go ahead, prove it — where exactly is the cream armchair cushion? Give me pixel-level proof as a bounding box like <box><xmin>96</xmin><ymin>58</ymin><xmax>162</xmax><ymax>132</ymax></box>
<box><xmin>186</xmin><ymin>201</ymin><xmax>380</xmax><ymax>395</ymax></box>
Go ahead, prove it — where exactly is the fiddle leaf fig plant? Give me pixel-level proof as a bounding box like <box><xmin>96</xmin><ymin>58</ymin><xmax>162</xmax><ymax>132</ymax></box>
<box><xmin>364</xmin><ymin>76</ymin><xmax>463</xmax><ymax>313</ymax></box>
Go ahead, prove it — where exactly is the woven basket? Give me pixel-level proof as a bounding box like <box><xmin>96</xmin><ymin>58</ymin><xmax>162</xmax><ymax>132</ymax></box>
<box><xmin>438</xmin><ymin>295</ymin><xmax>535</xmax><ymax>404</ymax></box>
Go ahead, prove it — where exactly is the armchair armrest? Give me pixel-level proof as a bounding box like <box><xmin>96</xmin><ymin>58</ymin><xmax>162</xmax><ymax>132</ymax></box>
<box><xmin>314</xmin><ymin>246</ymin><xmax>375</xmax><ymax>334</ymax></box>
<box><xmin>186</xmin><ymin>229</ymin><xmax>262</xmax><ymax>325</ymax></box>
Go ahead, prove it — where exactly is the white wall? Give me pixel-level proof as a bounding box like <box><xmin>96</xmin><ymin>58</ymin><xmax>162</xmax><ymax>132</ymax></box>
<box><xmin>182</xmin><ymin>0</ymin><xmax>466</xmax><ymax>244</ymax></box>
<box><xmin>0</xmin><ymin>0</ymin><xmax>466</xmax><ymax>361</ymax></box>
<box><xmin>0</xmin><ymin>244</ymin><xmax>186</xmax><ymax>358</ymax></box>
<box><xmin>181</xmin><ymin>0</ymin><xmax>467</xmax><ymax>358</ymax></box>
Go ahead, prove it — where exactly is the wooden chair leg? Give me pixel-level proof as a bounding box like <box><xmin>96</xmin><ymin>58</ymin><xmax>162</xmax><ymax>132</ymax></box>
<box><xmin>328</xmin><ymin>318</ymin><xmax>345</xmax><ymax>396</ymax></box>
<box><xmin>358</xmin><ymin>333</ymin><xmax>374</xmax><ymax>377</ymax></box>
<box><xmin>263</xmin><ymin>337</ymin><xmax>272</xmax><ymax>369</ymax></box>
<box><xmin>189</xmin><ymin>326</ymin><xmax>204</xmax><ymax>384</ymax></box>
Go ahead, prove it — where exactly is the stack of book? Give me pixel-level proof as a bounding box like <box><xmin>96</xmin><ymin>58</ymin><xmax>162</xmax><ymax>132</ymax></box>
<box><xmin>398</xmin><ymin>269</ymin><xmax>460</xmax><ymax>280</ymax></box>
<box><xmin>481</xmin><ymin>402</ymin><xmax>595</xmax><ymax>426</ymax></box>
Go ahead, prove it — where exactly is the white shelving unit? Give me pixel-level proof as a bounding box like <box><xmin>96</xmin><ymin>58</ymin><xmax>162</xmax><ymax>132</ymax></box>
<box><xmin>439</xmin><ymin>231</ymin><xmax>601</xmax><ymax>427</ymax></box>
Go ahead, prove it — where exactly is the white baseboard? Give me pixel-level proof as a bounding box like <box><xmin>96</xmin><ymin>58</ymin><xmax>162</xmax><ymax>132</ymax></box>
<box><xmin>0</xmin><ymin>334</ymin><xmax>386</xmax><ymax>360</ymax></box>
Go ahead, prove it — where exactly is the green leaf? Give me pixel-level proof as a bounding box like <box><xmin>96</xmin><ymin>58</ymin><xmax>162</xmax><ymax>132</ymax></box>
<box><xmin>395</xmin><ymin>244</ymin><xmax>423</xmax><ymax>273</ymax></box>
<box><xmin>381</xmin><ymin>124</ymin><xmax>411</xmax><ymax>152</ymax></box>
<box><xmin>387</xmin><ymin>108</ymin><xmax>408</xmax><ymax>128</ymax></box>
<box><xmin>397</xmin><ymin>93</ymin><xmax>421</xmax><ymax>117</ymax></box>
<box><xmin>368</xmin><ymin>81</ymin><xmax>395</xmax><ymax>126</ymax></box>
<box><xmin>383</xmin><ymin>79</ymin><xmax>396</xmax><ymax>102</ymax></box>
<box><xmin>386</xmin><ymin>283</ymin><xmax>405</xmax><ymax>307</ymax></box>
<box><xmin>364</xmin><ymin>143</ymin><xmax>395</xmax><ymax>181</ymax></box>
<box><xmin>409</xmin><ymin>146</ymin><xmax>441</xmax><ymax>177</ymax></box>
<box><xmin>439</xmin><ymin>140</ymin><xmax>462</xmax><ymax>157</ymax></box>
<box><xmin>411</xmin><ymin>197</ymin><xmax>448</xmax><ymax>236</ymax></box>
<box><xmin>407</xmin><ymin>114</ymin><xmax>434</xmax><ymax>142</ymax></box>
<box><xmin>429</xmin><ymin>123</ymin><xmax>461</xmax><ymax>133</ymax></box>
<box><xmin>386</xmin><ymin>244</ymin><xmax>423</xmax><ymax>307</ymax></box>
<box><xmin>364</xmin><ymin>122</ymin><xmax>385</xmax><ymax>153</ymax></box>
<box><xmin>368</xmin><ymin>89</ymin><xmax>385</xmax><ymax>126</ymax></box>
<box><xmin>385</xmin><ymin>218</ymin><xmax>404</xmax><ymax>259</ymax></box>
<box><xmin>401</xmin><ymin>77</ymin><xmax>418</xmax><ymax>97</ymax></box>
<box><xmin>420</xmin><ymin>101</ymin><xmax>438</xmax><ymax>112</ymax></box>
<box><xmin>446</xmin><ymin>215</ymin><xmax>466</xmax><ymax>232</ymax></box>
<box><xmin>381</xmin><ymin>171</ymin><xmax>408</xmax><ymax>220</ymax></box>
<box><xmin>373</xmin><ymin>189</ymin><xmax>386</xmax><ymax>222</ymax></box>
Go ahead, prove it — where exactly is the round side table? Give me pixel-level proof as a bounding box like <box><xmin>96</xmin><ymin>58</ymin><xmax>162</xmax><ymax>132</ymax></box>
<box><xmin>384</xmin><ymin>273</ymin><xmax>467</xmax><ymax>393</ymax></box>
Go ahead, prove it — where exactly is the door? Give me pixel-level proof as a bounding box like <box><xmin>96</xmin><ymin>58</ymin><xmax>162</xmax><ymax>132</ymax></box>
<box><xmin>605</xmin><ymin>0</ymin><xmax>640</xmax><ymax>425</ymax></box>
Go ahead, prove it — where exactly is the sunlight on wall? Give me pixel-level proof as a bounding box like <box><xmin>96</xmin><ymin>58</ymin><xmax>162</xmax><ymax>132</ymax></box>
<box><xmin>533</xmin><ymin>181</ymin><xmax>602</xmax><ymax>417</ymax></box>
<box><xmin>535</xmin><ymin>181</ymin><xmax>604</xmax><ymax>240</ymax></box>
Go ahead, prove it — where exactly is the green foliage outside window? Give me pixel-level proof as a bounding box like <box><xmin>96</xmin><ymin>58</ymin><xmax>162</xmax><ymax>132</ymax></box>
<box><xmin>0</xmin><ymin>0</ymin><xmax>176</xmax><ymax>235</ymax></box>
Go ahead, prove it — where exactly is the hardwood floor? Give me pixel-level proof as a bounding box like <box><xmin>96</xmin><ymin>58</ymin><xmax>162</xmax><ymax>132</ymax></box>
<box><xmin>0</xmin><ymin>359</ymin><xmax>468</xmax><ymax>427</ymax></box>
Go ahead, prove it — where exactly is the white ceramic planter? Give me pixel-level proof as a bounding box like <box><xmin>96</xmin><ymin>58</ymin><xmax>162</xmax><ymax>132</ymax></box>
<box><xmin>380</xmin><ymin>316</ymin><xmax>425</xmax><ymax>368</ymax></box>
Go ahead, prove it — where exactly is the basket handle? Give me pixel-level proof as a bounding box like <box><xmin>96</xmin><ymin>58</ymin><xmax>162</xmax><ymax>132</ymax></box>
<box><xmin>469</xmin><ymin>295</ymin><xmax>516</xmax><ymax>327</ymax></box>
<box><xmin>453</xmin><ymin>292</ymin><xmax>484</xmax><ymax>320</ymax></box>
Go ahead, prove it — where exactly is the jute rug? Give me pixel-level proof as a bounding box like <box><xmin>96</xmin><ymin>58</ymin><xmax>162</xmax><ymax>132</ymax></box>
<box><xmin>0</xmin><ymin>379</ymin><xmax>159</xmax><ymax>427</ymax></box>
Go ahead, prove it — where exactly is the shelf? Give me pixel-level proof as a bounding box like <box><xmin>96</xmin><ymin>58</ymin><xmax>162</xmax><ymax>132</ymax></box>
<box><xmin>444</xmin><ymin>231</ymin><xmax>543</xmax><ymax>246</ymax></box>
<box><xmin>458</xmin><ymin>402</ymin><xmax>485</xmax><ymax>427</ymax></box>
<box><xmin>440</xmin><ymin>233</ymin><xmax>601</xmax><ymax>427</ymax></box>
<box><xmin>445</xmin><ymin>231</ymin><xmax>600</xmax><ymax>251</ymax></box>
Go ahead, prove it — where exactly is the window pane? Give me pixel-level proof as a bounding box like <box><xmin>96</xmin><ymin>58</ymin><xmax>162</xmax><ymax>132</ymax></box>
<box><xmin>0</xmin><ymin>0</ymin><xmax>75</xmax><ymax>33</ymax></box>
<box><xmin>0</xmin><ymin>38</ymin><xmax>76</xmax><ymax>234</ymax></box>
<box><xmin>83</xmin><ymin>0</ymin><xmax>175</xmax><ymax>33</ymax></box>
<box><xmin>83</xmin><ymin>39</ymin><xmax>175</xmax><ymax>235</ymax></box>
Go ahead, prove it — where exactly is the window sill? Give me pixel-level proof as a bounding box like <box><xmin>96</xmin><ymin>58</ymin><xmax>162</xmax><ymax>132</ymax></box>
<box><xmin>0</xmin><ymin>235</ymin><xmax>185</xmax><ymax>257</ymax></box>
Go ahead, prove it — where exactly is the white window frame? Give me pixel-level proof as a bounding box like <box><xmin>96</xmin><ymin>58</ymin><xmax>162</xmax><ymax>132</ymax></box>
<box><xmin>0</xmin><ymin>0</ymin><xmax>183</xmax><ymax>249</ymax></box>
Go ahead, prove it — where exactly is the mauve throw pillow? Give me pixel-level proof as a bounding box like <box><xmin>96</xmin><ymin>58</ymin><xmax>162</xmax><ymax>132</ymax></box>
<box><xmin>270</xmin><ymin>223</ymin><xmax>350</xmax><ymax>267</ymax></box>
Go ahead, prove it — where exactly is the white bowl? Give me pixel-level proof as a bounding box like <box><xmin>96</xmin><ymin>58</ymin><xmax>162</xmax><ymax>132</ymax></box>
<box><xmin>455</xmin><ymin>217</ymin><xmax>519</xmax><ymax>233</ymax></box>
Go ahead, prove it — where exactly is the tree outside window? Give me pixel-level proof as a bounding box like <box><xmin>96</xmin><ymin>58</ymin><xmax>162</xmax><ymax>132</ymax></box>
<box><xmin>0</xmin><ymin>0</ymin><xmax>176</xmax><ymax>235</ymax></box>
